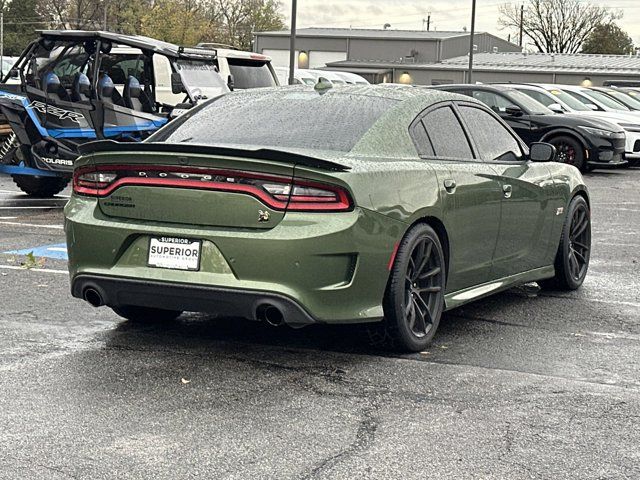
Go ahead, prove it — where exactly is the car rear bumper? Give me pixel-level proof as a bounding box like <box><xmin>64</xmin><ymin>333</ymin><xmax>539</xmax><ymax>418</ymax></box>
<box><xmin>71</xmin><ymin>274</ymin><xmax>318</xmax><ymax>327</ymax></box>
<box><xmin>65</xmin><ymin>196</ymin><xmax>403</xmax><ymax>324</ymax></box>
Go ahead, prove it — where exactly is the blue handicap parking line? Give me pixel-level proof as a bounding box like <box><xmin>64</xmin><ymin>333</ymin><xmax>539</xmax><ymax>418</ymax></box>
<box><xmin>4</xmin><ymin>243</ymin><xmax>68</xmax><ymax>260</ymax></box>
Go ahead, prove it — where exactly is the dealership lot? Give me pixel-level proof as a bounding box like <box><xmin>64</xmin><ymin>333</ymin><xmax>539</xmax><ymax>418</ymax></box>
<box><xmin>0</xmin><ymin>169</ymin><xmax>639</xmax><ymax>479</ymax></box>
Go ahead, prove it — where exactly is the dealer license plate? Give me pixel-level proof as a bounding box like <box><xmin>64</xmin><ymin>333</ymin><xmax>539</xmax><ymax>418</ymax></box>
<box><xmin>148</xmin><ymin>237</ymin><xmax>201</xmax><ymax>271</ymax></box>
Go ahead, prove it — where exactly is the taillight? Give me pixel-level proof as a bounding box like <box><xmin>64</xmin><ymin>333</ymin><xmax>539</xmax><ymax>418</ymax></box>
<box><xmin>73</xmin><ymin>165</ymin><xmax>353</xmax><ymax>212</ymax></box>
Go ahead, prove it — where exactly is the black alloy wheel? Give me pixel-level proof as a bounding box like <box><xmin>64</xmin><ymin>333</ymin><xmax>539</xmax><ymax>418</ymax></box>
<box><xmin>382</xmin><ymin>223</ymin><xmax>446</xmax><ymax>352</ymax></box>
<box><xmin>550</xmin><ymin>135</ymin><xmax>585</xmax><ymax>171</ymax></box>
<box><xmin>540</xmin><ymin>195</ymin><xmax>591</xmax><ymax>291</ymax></box>
<box><xmin>566</xmin><ymin>200</ymin><xmax>591</xmax><ymax>283</ymax></box>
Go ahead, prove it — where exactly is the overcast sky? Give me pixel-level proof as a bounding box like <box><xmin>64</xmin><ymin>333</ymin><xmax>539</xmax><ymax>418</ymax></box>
<box><xmin>278</xmin><ymin>0</ymin><xmax>640</xmax><ymax>48</ymax></box>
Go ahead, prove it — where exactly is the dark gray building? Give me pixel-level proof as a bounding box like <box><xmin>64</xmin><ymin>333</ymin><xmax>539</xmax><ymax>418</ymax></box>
<box><xmin>253</xmin><ymin>27</ymin><xmax>521</xmax><ymax>82</ymax></box>
<box><xmin>254</xmin><ymin>28</ymin><xmax>640</xmax><ymax>86</ymax></box>
<box><xmin>326</xmin><ymin>51</ymin><xmax>640</xmax><ymax>86</ymax></box>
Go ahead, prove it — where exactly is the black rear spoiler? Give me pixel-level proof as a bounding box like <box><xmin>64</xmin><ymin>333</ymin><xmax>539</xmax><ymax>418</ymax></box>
<box><xmin>78</xmin><ymin>140</ymin><xmax>350</xmax><ymax>172</ymax></box>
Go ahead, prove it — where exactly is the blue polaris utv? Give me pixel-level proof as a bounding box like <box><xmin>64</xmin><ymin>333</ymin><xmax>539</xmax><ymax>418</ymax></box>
<box><xmin>0</xmin><ymin>30</ymin><xmax>228</xmax><ymax>196</ymax></box>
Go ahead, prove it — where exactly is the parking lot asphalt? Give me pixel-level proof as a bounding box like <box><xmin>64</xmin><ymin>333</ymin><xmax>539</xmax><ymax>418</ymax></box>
<box><xmin>0</xmin><ymin>168</ymin><xmax>638</xmax><ymax>479</ymax></box>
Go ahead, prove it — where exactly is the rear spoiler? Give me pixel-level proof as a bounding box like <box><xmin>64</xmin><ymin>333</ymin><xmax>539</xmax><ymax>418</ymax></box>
<box><xmin>78</xmin><ymin>140</ymin><xmax>351</xmax><ymax>172</ymax></box>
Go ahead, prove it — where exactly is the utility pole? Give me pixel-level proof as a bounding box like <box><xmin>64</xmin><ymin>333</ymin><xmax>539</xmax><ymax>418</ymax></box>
<box><xmin>467</xmin><ymin>0</ymin><xmax>476</xmax><ymax>83</ymax></box>
<box><xmin>518</xmin><ymin>4</ymin><xmax>524</xmax><ymax>47</ymax></box>
<box><xmin>1</xmin><ymin>12</ymin><xmax>4</xmax><ymax>74</ymax></box>
<box><xmin>288</xmin><ymin>0</ymin><xmax>297</xmax><ymax>85</ymax></box>
<box><xmin>422</xmin><ymin>13</ymin><xmax>431</xmax><ymax>31</ymax></box>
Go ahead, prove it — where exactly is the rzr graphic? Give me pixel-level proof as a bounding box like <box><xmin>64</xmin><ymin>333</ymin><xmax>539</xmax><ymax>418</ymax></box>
<box><xmin>27</xmin><ymin>101</ymin><xmax>85</xmax><ymax>123</ymax></box>
<box><xmin>0</xmin><ymin>30</ymin><xmax>228</xmax><ymax>197</ymax></box>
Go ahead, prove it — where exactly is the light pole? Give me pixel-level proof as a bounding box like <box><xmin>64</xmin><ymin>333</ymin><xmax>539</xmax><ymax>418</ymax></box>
<box><xmin>467</xmin><ymin>0</ymin><xmax>476</xmax><ymax>83</ymax></box>
<box><xmin>288</xmin><ymin>0</ymin><xmax>297</xmax><ymax>86</ymax></box>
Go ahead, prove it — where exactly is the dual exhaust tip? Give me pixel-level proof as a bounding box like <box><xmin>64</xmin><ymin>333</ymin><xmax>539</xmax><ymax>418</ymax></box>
<box><xmin>83</xmin><ymin>287</ymin><xmax>104</xmax><ymax>307</ymax></box>
<box><xmin>255</xmin><ymin>303</ymin><xmax>285</xmax><ymax>327</ymax></box>
<box><xmin>83</xmin><ymin>287</ymin><xmax>286</xmax><ymax>327</ymax></box>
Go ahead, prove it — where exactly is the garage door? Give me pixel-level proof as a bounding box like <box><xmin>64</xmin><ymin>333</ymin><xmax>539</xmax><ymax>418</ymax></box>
<box><xmin>309</xmin><ymin>51</ymin><xmax>347</xmax><ymax>68</ymax></box>
<box><xmin>261</xmin><ymin>49</ymin><xmax>297</xmax><ymax>68</ymax></box>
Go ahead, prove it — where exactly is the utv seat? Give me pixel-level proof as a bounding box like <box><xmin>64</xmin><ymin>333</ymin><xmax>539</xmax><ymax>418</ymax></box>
<box><xmin>123</xmin><ymin>76</ymin><xmax>154</xmax><ymax>113</ymax></box>
<box><xmin>98</xmin><ymin>74</ymin><xmax>124</xmax><ymax>107</ymax></box>
<box><xmin>71</xmin><ymin>73</ymin><xmax>91</xmax><ymax>102</ymax></box>
<box><xmin>44</xmin><ymin>73</ymin><xmax>71</xmax><ymax>102</ymax></box>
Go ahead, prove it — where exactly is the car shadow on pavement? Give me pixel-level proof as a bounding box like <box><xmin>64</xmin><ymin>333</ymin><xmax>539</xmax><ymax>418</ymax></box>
<box><xmin>100</xmin><ymin>285</ymin><xmax>541</xmax><ymax>359</ymax></box>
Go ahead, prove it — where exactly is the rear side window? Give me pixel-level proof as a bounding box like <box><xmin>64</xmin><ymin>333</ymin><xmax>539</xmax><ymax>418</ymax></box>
<box><xmin>228</xmin><ymin>60</ymin><xmax>276</xmax><ymax>89</ymax></box>
<box><xmin>410</xmin><ymin>121</ymin><xmax>434</xmax><ymax>157</ymax></box>
<box><xmin>458</xmin><ymin>105</ymin><xmax>522</xmax><ymax>162</ymax></box>
<box><xmin>423</xmin><ymin>106</ymin><xmax>473</xmax><ymax>159</ymax></box>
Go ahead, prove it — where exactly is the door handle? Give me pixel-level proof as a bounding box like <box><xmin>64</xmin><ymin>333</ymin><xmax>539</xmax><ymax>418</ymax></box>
<box><xmin>502</xmin><ymin>184</ymin><xmax>513</xmax><ymax>199</ymax></box>
<box><xmin>444</xmin><ymin>179</ymin><xmax>456</xmax><ymax>192</ymax></box>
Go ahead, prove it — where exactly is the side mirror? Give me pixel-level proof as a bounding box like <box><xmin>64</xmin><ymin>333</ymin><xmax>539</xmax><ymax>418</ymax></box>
<box><xmin>530</xmin><ymin>142</ymin><xmax>556</xmax><ymax>162</ymax></box>
<box><xmin>548</xmin><ymin>103</ymin><xmax>564</xmax><ymax>114</ymax></box>
<box><xmin>586</xmin><ymin>103</ymin><xmax>598</xmax><ymax>111</ymax></box>
<box><xmin>505</xmin><ymin>105</ymin><xmax>523</xmax><ymax>117</ymax></box>
<box><xmin>171</xmin><ymin>72</ymin><xmax>186</xmax><ymax>94</ymax></box>
<box><xmin>9</xmin><ymin>68</ymin><xmax>18</xmax><ymax>79</ymax></box>
<box><xmin>227</xmin><ymin>74</ymin><xmax>234</xmax><ymax>91</ymax></box>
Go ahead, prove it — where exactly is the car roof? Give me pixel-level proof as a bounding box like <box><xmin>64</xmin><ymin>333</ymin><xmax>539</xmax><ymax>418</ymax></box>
<box><xmin>433</xmin><ymin>83</ymin><xmax>514</xmax><ymax>92</ymax></box>
<box><xmin>38</xmin><ymin>30</ymin><xmax>217</xmax><ymax>60</ymax></box>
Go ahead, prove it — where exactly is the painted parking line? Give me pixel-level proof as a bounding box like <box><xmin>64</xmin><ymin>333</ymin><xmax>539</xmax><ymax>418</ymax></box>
<box><xmin>0</xmin><ymin>221</ymin><xmax>64</xmax><ymax>230</ymax></box>
<box><xmin>4</xmin><ymin>243</ymin><xmax>68</xmax><ymax>260</ymax></box>
<box><xmin>0</xmin><ymin>264</ymin><xmax>68</xmax><ymax>274</ymax></box>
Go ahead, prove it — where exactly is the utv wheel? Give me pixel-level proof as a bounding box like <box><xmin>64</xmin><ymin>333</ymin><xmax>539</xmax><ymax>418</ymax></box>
<box><xmin>381</xmin><ymin>224</ymin><xmax>446</xmax><ymax>352</ymax></box>
<box><xmin>12</xmin><ymin>175</ymin><xmax>69</xmax><ymax>198</ymax></box>
<box><xmin>549</xmin><ymin>136</ymin><xmax>585</xmax><ymax>171</ymax></box>
<box><xmin>112</xmin><ymin>305</ymin><xmax>182</xmax><ymax>323</ymax></box>
<box><xmin>540</xmin><ymin>196</ymin><xmax>591</xmax><ymax>291</ymax></box>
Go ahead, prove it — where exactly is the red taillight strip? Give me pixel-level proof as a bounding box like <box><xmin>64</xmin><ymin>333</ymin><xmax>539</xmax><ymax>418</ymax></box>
<box><xmin>73</xmin><ymin>165</ymin><xmax>353</xmax><ymax>212</ymax></box>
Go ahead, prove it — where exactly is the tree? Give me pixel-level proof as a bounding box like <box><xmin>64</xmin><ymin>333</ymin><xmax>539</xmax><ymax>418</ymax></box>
<box><xmin>499</xmin><ymin>0</ymin><xmax>619</xmax><ymax>53</ymax></box>
<box><xmin>206</xmin><ymin>0</ymin><xmax>285</xmax><ymax>50</ymax></box>
<box><xmin>582</xmin><ymin>22</ymin><xmax>634</xmax><ymax>55</ymax></box>
<box><xmin>141</xmin><ymin>0</ymin><xmax>210</xmax><ymax>46</ymax></box>
<box><xmin>3</xmin><ymin>0</ymin><xmax>43</xmax><ymax>55</ymax></box>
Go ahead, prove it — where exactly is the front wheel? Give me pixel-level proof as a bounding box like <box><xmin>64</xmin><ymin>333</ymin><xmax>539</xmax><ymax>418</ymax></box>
<box><xmin>112</xmin><ymin>305</ymin><xmax>183</xmax><ymax>323</ymax></box>
<box><xmin>540</xmin><ymin>196</ymin><xmax>591</xmax><ymax>291</ymax></box>
<box><xmin>381</xmin><ymin>224</ymin><xmax>446</xmax><ymax>352</ymax></box>
<box><xmin>12</xmin><ymin>175</ymin><xmax>69</xmax><ymax>198</ymax></box>
<box><xmin>549</xmin><ymin>136</ymin><xmax>585</xmax><ymax>171</ymax></box>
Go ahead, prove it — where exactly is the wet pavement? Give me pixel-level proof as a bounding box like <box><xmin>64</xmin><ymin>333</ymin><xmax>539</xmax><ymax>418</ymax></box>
<box><xmin>0</xmin><ymin>169</ymin><xmax>639</xmax><ymax>479</ymax></box>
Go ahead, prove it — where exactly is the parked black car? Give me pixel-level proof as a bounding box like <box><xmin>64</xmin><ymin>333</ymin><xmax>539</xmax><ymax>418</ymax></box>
<box><xmin>430</xmin><ymin>84</ymin><xmax>626</xmax><ymax>171</ymax></box>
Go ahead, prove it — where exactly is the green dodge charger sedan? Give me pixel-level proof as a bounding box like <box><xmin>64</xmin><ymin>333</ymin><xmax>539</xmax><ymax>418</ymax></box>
<box><xmin>64</xmin><ymin>85</ymin><xmax>591</xmax><ymax>351</ymax></box>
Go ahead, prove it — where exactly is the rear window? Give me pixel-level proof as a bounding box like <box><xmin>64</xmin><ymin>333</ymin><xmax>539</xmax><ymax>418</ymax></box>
<box><xmin>228</xmin><ymin>59</ymin><xmax>276</xmax><ymax>89</ymax></box>
<box><xmin>151</xmin><ymin>90</ymin><xmax>397</xmax><ymax>152</ymax></box>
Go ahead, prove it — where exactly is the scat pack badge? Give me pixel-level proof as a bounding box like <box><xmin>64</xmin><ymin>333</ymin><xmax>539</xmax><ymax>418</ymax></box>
<box><xmin>258</xmin><ymin>210</ymin><xmax>270</xmax><ymax>222</ymax></box>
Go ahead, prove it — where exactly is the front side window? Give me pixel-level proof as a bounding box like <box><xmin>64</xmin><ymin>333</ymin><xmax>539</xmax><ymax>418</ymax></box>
<box><xmin>581</xmin><ymin>89</ymin><xmax>629</xmax><ymax>110</ymax></box>
<box><xmin>471</xmin><ymin>90</ymin><xmax>514</xmax><ymax>113</ymax></box>
<box><xmin>547</xmin><ymin>88</ymin><xmax>591</xmax><ymax>111</ymax></box>
<box><xmin>458</xmin><ymin>105</ymin><xmax>522</xmax><ymax>162</ymax></box>
<box><xmin>423</xmin><ymin>106</ymin><xmax>473</xmax><ymax>159</ymax></box>
<box><xmin>519</xmin><ymin>89</ymin><xmax>555</xmax><ymax>107</ymax></box>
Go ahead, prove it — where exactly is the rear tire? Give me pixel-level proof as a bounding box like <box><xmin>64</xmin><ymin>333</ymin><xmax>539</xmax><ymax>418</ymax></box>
<box><xmin>12</xmin><ymin>175</ymin><xmax>69</xmax><ymax>198</ymax></box>
<box><xmin>539</xmin><ymin>196</ymin><xmax>591</xmax><ymax>291</ymax></box>
<box><xmin>378</xmin><ymin>223</ymin><xmax>446</xmax><ymax>352</ymax></box>
<box><xmin>549</xmin><ymin>136</ymin><xmax>585</xmax><ymax>171</ymax></box>
<box><xmin>112</xmin><ymin>305</ymin><xmax>182</xmax><ymax>323</ymax></box>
